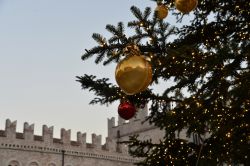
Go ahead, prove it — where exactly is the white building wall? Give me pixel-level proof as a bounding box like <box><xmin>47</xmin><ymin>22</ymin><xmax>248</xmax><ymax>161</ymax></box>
<box><xmin>0</xmin><ymin>119</ymin><xmax>138</xmax><ymax>166</ymax></box>
<box><xmin>0</xmin><ymin>148</ymin><xmax>134</xmax><ymax>166</ymax></box>
<box><xmin>0</xmin><ymin>105</ymin><xmax>168</xmax><ymax>166</ymax></box>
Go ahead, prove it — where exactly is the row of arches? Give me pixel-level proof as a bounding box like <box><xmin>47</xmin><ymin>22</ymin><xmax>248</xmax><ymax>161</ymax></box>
<box><xmin>8</xmin><ymin>160</ymin><xmax>41</xmax><ymax>166</ymax></box>
<box><xmin>8</xmin><ymin>160</ymin><xmax>71</xmax><ymax>166</ymax></box>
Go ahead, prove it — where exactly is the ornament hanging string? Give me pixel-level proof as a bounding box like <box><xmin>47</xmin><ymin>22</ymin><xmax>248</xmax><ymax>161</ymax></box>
<box><xmin>123</xmin><ymin>44</ymin><xmax>141</xmax><ymax>57</ymax></box>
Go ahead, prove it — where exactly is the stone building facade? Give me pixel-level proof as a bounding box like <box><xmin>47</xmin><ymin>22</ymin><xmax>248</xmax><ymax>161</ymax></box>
<box><xmin>0</xmin><ymin>106</ymin><xmax>165</xmax><ymax>166</ymax></box>
<box><xmin>108</xmin><ymin>105</ymin><xmax>165</xmax><ymax>144</ymax></box>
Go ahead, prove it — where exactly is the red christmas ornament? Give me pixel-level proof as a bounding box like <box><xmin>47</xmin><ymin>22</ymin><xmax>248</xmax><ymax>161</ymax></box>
<box><xmin>118</xmin><ymin>102</ymin><xmax>136</xmax><ymax>120</ymax></box>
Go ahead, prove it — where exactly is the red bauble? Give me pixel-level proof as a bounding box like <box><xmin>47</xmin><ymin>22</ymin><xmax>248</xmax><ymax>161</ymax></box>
<box><xmin>118</xmin><ymin>102</ymin><xmax>136</xmax><ymax>120</ymax></box>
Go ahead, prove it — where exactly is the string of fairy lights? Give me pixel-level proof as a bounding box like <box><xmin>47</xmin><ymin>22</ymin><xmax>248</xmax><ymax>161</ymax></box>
<box><xmin>80</xmin><ymin>0</ymin><xmax>249</xmax><ymax>164</ymax></box>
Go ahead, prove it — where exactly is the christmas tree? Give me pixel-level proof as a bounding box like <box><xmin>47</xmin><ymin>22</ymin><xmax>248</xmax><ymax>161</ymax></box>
<box><xmin>77</xmin><ymin>0</ymin><xmax>249</xmax><ymax>165</ymax></box>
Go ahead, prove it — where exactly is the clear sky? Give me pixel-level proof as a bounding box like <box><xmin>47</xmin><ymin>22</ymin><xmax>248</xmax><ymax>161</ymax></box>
<box><xmin>0</xmin><ymin>0</ymin><xmax>177</xmax><ymax>142</ymax></box>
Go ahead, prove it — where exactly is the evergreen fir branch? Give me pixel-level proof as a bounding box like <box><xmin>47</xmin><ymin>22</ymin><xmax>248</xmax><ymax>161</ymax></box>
<box><xmin>135</xmin><ymin>27</ymin><xmax>143</xmax><ymax>36</ymax></box>
<box><xmin>130</xmin><ymin>6</ymin><xmax>144</xmax><ymax>21</ymax></box>
<box><xmin>127</xmin><ymin>20</ymin><xmax>140</xmax><ymax>28</ymax></box>
<box><xmin>143</xmin><ymin>7</ymin><xmax>151</xmax><ymax>20</ymax></box>
<box><xmin>76</xmin><ymin>74</ymin><xmax>119</xmax><ymax>105</ymax></box>
<box><xmin>108</xmin><ymin>36</ymin><xmax>119</xmax><ymax>44</ymax></box>
<box><xmin>92</xmin><ymin>33</ymin><xmax>107</xmax><ymax>45</ymax></box>
<box><xmin>94</xmin><ymin>50</ymin><xmax>106</xmax><ymax>64</ymax></box>
<box><xmin>130</xmin><ymin>33</ymin><xmax>151</xmax><ymax>43</ymax></box>
<box><xmin>117</xmin><ymin>22</ymin><xmax>125</xmax><ymax>35</ymax></box>
<box><xmin>81</xmin><ymin>46</ymin><xmax>104</xmax><ymax>61</ymax></box>
<box><xmin>103</xmin><ymin>50</ymin><xmax>120</xmax><ymax>65</ymax></box>
<box><xmin>106</xmin><ymin>22</ymin><xmax>128</xmax><ymax>44</ymax></box>
<box><xmin>106</xmin><ymin>24</ymin><xmax>118</xmax><ymax>35</ymax></box>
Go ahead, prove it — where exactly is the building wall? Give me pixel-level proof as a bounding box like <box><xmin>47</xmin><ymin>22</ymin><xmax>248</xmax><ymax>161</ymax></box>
<box><xmin>0</xmin><ymin>148</ymin><xmax>133</xmax><ymax>166</ymax></box>
<box><xmin>0</xmin><ymin>105</ymin><xmax>166</xmax><ymax>166</ymax></box>
<box><xmin>0</xmin><ymin>119</ymin><xmax>138</xmax><ymax>166</ymax></box>
<box><xmin>108</xmin><ymin>105</ymin><xmax>165</xmax><ymax>143</ymax></box>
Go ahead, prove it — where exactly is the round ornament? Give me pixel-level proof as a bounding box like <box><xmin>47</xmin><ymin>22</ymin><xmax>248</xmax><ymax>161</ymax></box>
<box><xmin>118</xmin><ymin>101</ymin><xmax>136</xmax><ymax>120</ymax></box>
<box><xmin>115</xmin><ymin>55</ymin><xmax>152</xmax><ymax>95</ymax></box>
<box><xmin>155</xmin><ymin>4</ymin><xmax>168</xmax><ymax>20</ymax></box>
<box><xmin>175</xmin><ymin>0</ymin><xmax>198</xmax><ymax>13</ymax></box>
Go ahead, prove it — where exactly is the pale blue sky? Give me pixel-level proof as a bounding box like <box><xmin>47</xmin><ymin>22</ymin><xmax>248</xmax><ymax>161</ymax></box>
<box><xmin>0</xmin><ymin>0</ymin><xmax>177</xmax><ymax>141</ymax></box>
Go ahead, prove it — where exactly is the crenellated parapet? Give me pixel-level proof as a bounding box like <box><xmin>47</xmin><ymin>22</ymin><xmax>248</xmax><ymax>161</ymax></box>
<box><xmin>0</xmin><ymin>119</ymin><xmax>131</xmax><ymax>157</ymax></box>
<box><xmin>91</xmin><ymin>133</ymin><xmax>102</xmax><ymax>149</ymax></box>
<box><xmin>42</xmin><ymin>125</ymin><xmax>53</xmax><ymax>145</ymax></box>
<box><xmin>60</xmin><ymin>128</ymin><xmax>71</xmax><ymax>145</ymax></box>
<box><xmin>77</xmin><ymin>131</ymin><xmax>86</xmax><ymax>146</ymax></box>
<box><xmin>23</xmin><ymin>122</ymin><xmax>34</xmax><ymax>141</ymax></box>
<box><xmin>4</xmin><ymin>119</ymin><xmax>17</xmax><ymax>140</ymax></box>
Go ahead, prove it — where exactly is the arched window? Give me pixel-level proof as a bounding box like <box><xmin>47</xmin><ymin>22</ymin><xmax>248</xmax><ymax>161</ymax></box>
<box><xmin>8</xmin><ymin>160</ymin><xmax>20</xmax><ymax>166</ymax></box>
<box><xmin>29</xmin><ymin>161</ymin><xmax>39</xmax><ymax>166</ymax></box>
<box><xmin>48</xmin><ymin>163</ymin><xmax>56</xmax><ymax>166</ymax></box>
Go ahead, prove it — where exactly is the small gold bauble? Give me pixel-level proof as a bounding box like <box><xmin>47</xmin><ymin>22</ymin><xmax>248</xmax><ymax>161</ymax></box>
<box><xmin>115</xmin><ymin>55</ymin><xmax>152</xmax><ymax>95</ymax></box>
<box><xmin>155</xmin><ymin>4</ymin><xmax>168</xmax><ymax>20</ymax></box>
<box><xmin>175</xmin><ymin>0</ymin><xmax>198</xmax><ymax>13</ymax></box>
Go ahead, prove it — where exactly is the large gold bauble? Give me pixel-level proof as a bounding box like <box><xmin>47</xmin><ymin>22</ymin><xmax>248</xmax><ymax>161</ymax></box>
<box><xmin>175</xmin><ymin>0</ymin><xmax>198</xmax><ymax>13</ymax></box>
<box><xmin>155</xmin><ymin>4</ymin><xmax>168</xmax><ymax>20</ymax></box>
<box><xmin>115</xmin><ymin>55</ymin><xmax>152</xmax><ymax>95</ymax></box>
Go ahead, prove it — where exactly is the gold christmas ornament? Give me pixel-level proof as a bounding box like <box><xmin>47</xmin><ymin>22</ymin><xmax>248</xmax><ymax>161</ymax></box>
<box><xmin>115</xmin><ymin>52</ymin><xmax>152</xmax><ymax>95</ymax></box>
<box><xmin>155</xmin><ymin>4</ymin><xmax>168</xmax><ymax>20</ymax></box>
<box><xmin>175</xmin><ymin>0</ymin><xmax>198</xmax><ymax>13</ymax></box>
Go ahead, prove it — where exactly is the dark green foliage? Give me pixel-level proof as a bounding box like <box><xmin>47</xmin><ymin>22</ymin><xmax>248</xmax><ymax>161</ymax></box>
<box><xmin>77</xmin><ymin>0</ymin><xmax>249</xmax><ymax>165</ymax></box>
